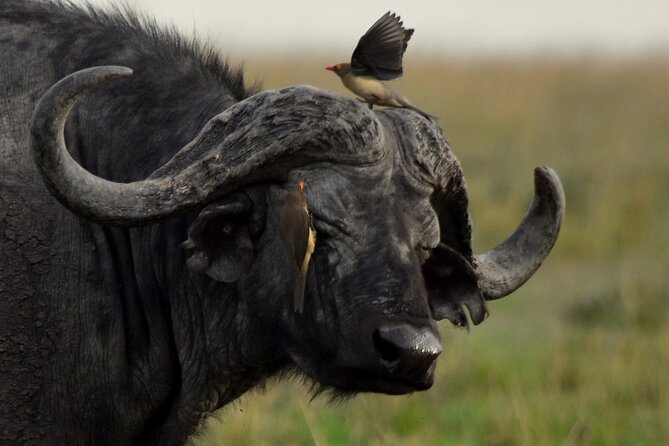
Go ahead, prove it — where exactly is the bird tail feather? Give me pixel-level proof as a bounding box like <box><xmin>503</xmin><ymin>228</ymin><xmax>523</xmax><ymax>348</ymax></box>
<box><xmin>293</xmin><ymin>272</ymin><xmax>306</xmax><ymax>313</ymax></box>
<box><xmin>403</xmin><ymin>104</ymin><xmax>438</xmax><ymax>120</ymax></box>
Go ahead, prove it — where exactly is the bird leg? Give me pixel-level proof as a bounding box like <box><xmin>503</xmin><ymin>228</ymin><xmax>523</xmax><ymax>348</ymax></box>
<box><xmin>355</xmin><ymin>98</ymin><xmax>374</xmax><ymax>109</ymax></box>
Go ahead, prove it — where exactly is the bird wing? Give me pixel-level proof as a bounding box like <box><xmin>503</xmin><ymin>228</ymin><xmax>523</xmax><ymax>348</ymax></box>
<box><xmin>279</xmin><ymin>205</ymin><xmax>312</xmax><ymax>269</ymax></box>
<box><xmin>294</xmin><ymin>215</ymin><xmax>316</xmax><ymax>313</ymax></box>
<box><xmin>351</xmin><ymin>11</ymin><xmax>414</xmax><ymax>81</ymax></box>
<box><xmin>279</xmin><ymin>198</ymin><xmax>315</xmax><ymax>313</ymax></box>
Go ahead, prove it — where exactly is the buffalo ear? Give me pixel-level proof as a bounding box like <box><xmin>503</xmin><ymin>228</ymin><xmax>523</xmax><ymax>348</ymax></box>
<box><xmin>184</xmin><ymin>194</ymin><xmax>254</xmax><ymax>283</ymax></box>
<box><xmin>423</xmin><ymin>243</ymin><xmax>488</xmax><ymax>328</ymax></box>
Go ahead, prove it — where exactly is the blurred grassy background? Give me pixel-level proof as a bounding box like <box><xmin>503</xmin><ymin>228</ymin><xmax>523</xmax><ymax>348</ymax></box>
<box><xmin>190</xmin><ymin>56</ymin><xmax>669</xmax><ymax>445</ymax></box>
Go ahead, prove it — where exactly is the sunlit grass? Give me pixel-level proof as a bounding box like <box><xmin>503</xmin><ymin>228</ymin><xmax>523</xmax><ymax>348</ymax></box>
<box><xmin>190</xmin><ymin>57</ymin><xmax>669</xmax><ymax>445</ymax></box>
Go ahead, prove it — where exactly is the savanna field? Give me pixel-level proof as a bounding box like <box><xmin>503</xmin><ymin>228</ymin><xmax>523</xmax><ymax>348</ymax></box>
<box><xmin>190</xmin><ymin>57</ymin><xmax>669</xmax><ymax>445</ymax></box>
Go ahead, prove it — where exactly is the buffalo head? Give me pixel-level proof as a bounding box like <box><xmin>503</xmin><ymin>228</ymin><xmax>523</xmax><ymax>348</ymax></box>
<box><xmin>30</xmin><ymin>66</ymin><xmax>564</xmax><ymax>395</ymax></box>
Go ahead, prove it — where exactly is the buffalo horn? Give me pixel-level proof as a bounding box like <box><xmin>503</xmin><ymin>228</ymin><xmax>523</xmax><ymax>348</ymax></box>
<box><xmin>474</xmin><ymin>166</ymin><xmax>565</xmax><ymax>299</ymax></box>
<box><xmin>30</xmin><ymin>66</ymin><xmax>383</xmax><ymax>226</ymax></box>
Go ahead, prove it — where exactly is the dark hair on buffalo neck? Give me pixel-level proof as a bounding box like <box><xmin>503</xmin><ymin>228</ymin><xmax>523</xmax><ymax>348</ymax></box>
<box><xmin>33</xmin><ymin>0</ymin><xmax>259</xmax><ymax>100</ymax></box>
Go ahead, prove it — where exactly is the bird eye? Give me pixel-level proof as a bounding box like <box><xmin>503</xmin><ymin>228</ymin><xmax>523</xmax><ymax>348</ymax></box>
<box><xmin>336</xmin><ymin>64</ymin><xmax>342</xmax><ymax>70</ymax></box>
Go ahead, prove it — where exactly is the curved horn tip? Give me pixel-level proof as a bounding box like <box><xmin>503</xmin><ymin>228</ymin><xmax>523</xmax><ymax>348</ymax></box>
<box><xmin>58</xmin><ymin>65</ymin><xmax>134</xmax><ymax>96</ymax></box>
<box><xmin>31</xmin><ymin>65</ymin><xmax>135</xmax><ymax>156</ymax></box>
<box><xmin>474</xmin><ymin>166</ymin><xmax>565</xmax><ymax>300</ymax></box>
<box><xmin>31</xmin><ymin>65</ymin><xmax>134</xmax><ymax>129</ymax></box>
<box><xmin>534</xmin><ymin>165</ymin><xmax>566</xmax><ymax>213</ymax></box>
<box><xmin>63</xmin><ymin>65</ymin><xmax>133</xmax><ymax>85</ymax></box>
<box><xmin>75</xmin><ymin>65</ymin><xmax>134</xmax><ymax>78</ymax></box>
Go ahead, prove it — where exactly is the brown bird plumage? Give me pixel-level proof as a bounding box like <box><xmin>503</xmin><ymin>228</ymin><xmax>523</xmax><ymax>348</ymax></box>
<box><xmin>279</xmin><ymin>181</ymin><xmax>316</xmax><ymax>313</ymax></box>
<box><xmin>326</xmin><ymin>11</ymin><xmax>434</xmax><ymax>119</ymax></box>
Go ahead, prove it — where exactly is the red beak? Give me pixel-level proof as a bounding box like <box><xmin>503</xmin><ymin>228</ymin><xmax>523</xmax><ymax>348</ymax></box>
<box><xmin>325</xmin><ymin>66</ymin><xmax>334</xmax><ymax>71</ymax></box>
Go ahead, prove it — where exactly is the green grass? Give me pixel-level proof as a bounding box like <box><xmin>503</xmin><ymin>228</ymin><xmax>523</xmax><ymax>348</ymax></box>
<box><xmin>189</xmin><ymin>57</ymin><xmax>669</xmax><ymax>445</ymax></box>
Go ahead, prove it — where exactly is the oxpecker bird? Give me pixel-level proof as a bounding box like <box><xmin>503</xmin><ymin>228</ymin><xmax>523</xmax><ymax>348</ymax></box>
<box><xmin>326</xmin><ymin>11</ymin><xmax>434</xmax><ymax>119</ymax></box>
<box><xmin>279</xmin><ymin>181</ymin><xmax>316</xmax><ymax>313</ymax></box>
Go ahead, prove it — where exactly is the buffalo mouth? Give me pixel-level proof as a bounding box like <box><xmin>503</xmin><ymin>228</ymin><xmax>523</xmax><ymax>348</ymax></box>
<box><xmin>328</xmin><ymin>363</ymin><xmax>438</xmax><ymax>395</ymax></box>
<box><xmin>288</xmin><ymin>345</ymin><xmax>439</xmax><ymax>396</ymax></box>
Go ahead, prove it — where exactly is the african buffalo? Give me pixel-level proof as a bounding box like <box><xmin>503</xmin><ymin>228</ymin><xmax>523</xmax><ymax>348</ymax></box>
<box><xmin>0</xmin><ymin>1</ymin><xmax>564</xmax><ymax>444</ymax></box>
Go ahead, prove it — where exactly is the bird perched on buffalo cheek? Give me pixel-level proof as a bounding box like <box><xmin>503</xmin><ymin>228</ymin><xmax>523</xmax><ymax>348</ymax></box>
<box><xmin>279</xmin><ymin>181</ymin><xmax>316</xmax><ymax>313</ymax></box>
<box><xmin>326</xmin><ymin>11</ymin><xmax>434</xmax><ymax>119</ymax></box>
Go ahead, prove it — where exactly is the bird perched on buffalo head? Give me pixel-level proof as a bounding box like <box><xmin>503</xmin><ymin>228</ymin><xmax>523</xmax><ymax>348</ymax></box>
<box><xmin>279</xmin><ymin>181</ymin><xmax>316</xmax><ymax>313</ymax></box>
<box><xmin>326</xmin><ymin>11</ymin><xmax>434</xmax><ymax>119</ymax></box>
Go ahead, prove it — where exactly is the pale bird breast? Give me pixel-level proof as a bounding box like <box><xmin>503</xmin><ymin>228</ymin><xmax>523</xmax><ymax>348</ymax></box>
<box><xmin>342</xmin><ymin>75</ymin><xmax>389</xmax><ymax>101</ymax></box>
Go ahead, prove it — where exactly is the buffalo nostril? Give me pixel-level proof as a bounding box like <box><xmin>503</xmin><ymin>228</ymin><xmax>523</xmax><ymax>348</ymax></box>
<box><xmin>373</xmin><ymin>325</ymin><xmax>442</xmax><ymax>374</ymax></box>
<box><xmin>373</xmin><ymin>329</ymin><xmax>401</xmax><ymax>368</ymax></box>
